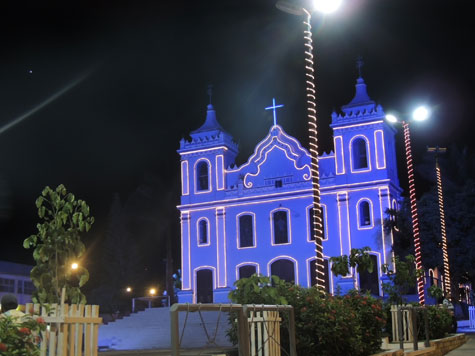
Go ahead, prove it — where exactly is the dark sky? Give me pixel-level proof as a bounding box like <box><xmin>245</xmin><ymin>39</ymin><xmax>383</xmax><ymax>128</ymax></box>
<box><xmin>1</xmin><ymin>0</ymin><xmax>474</xmax><ymax>267</ymax></box>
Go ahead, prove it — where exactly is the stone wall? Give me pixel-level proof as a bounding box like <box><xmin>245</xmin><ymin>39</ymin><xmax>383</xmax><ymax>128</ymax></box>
<box><xmin>371</xmin><ymin>334</ymin><xmax>467</xmax><ymax>356</ymax></box>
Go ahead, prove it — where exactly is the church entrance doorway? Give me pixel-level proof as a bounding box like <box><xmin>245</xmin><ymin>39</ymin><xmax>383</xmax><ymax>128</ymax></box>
<box><xmin>196</xmin><ymin>269</ymin><xmax>213</xmax><ymax>303</ymax></box>
<box><xmin>270</xmin><ymin>259</ymin><xmax>295</xmax><ymax>284</ymax></box>
<box><xmin>359</xmin><ymin>255</ymin><xmax>379</xmax><ymax>295</ymax></box>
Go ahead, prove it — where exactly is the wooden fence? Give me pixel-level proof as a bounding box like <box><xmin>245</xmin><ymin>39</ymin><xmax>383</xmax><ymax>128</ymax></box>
<box><xmin>390</xmin><ymin>305</ymin><xmax>414</xmax><ymax>342</ymax></box>
<box><xmin>170</xmin><ymin>303</ymin><xmax>296</xmax><ymax>356</ymax></box>
<box><xmin>26</xmin><ymin>303</ymin><xmax>102</xmax><ymax>356</ymax></box>
<box><xmin>248</xmin><ymin>310</ymin><xmax>281</xmax><ymax>356</ymax></box>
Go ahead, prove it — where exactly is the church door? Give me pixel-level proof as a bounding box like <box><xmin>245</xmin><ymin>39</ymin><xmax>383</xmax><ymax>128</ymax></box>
<box><xmin>359</xmin><ymin>255</ymin><xmax>379</xmax><ymax>295</ymax></box>
<box><xmin>196</xmin><ymin>269</ymin><xmax>213</xmax><ymax>303</ymax></box>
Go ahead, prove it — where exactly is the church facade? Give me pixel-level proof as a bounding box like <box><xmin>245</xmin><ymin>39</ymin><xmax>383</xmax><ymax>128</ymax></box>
<box><xmin>177</xmin><ymin>76</ymin><xmax>401</xmax><ymax>303</ymax></box>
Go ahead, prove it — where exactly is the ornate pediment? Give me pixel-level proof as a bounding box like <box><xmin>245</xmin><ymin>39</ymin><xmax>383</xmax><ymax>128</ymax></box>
<box><xmin>228</xmin><ymin>125</ymin><xmax>311</xmax><ymax>189</ymax></box>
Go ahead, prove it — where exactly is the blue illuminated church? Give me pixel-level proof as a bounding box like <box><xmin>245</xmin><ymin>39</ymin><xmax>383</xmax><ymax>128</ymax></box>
<box><xmin>177</xmin><ymin>75</ymin><xmax>402</xmax><ymax>303</ymax></box>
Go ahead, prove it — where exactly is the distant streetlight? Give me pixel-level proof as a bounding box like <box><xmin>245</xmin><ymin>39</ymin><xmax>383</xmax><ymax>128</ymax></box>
<box><xmin>71</xmin><ymin>262</ymin><xmax>79</xmax><ymax>270</ymax></box>
<box><xmin>126</xmin><ymin>287</ymin><xmax>132</xmax><ymax>293</ymax></box>
<box><xmin>149</xmin><ymin>288</ymin><xmax>157</xmax><ymax>296</ymax></box>
<box><xmin>276</xmin><ymin>0</ymin><xmax>342</xmax><ymax>292</ymax></box>
<box><xmin>385</xmin><ymin>105</ymin><xmax>430</xmax><ymax>305</ymax></box>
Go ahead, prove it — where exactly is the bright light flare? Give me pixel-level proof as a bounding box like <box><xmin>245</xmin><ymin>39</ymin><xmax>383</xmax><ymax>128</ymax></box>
<box><xmin>313</xmin><ymin>0</ymin><xmax>342</xmax><ymax>14</ymax></box>
<box><xmin>385</xmin><ymin>114</ymin><xmax>399</xmax><ymax>123</ymax></box>
<box><xmin>126</xmin><ymin>287</ymin><xmax>132</xmax><ymax>293</ymax></box>
<box><xmin>71</xmin><ymin>262</ymin><xmax>79</xmax><ymax>270</ymax></box>
<box><xmin>412</xmin><ymin>106</ymin><xmax>430</xmax><ymax>121</ymax></box>
<box><xmin>149</xmin><ymin>288</ymin><xmax>157</xmax><ymax>296</ymax></box>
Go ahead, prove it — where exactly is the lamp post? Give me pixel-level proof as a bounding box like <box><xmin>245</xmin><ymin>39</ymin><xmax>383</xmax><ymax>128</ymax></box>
<box><xmin>427</xmin><ymin>146</ymin><xmax>451</xmax><ymax>299</ymax></box>
<box><xmin>386</xmin><ymin>106</ymin><xmax>430</xmax><ymax>305</ymax></box>
<box><xmin>276</xmin><ymin>0</ymin><xmax>341</xmax><ymax>292</ymax></box>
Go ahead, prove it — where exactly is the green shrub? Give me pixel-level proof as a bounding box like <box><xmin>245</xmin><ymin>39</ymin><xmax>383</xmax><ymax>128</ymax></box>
<box><xmin>417</xmin><ymin>306</ymin><xmax>452</xmax><ymax>339</ymax></box>
<box><xmin>228</xmin><ymin>275</ymin><xmax>386</xmax><ymax>356</ymax></box>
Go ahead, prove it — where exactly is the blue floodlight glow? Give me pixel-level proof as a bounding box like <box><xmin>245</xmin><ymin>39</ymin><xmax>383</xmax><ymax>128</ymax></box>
<box><xmin>265</xmin><ymin>98</ymin><xmax>284</xmax><ymax>126</ymax></box>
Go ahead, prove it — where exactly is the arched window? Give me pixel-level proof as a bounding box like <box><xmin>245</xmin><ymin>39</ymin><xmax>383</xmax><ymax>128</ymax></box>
<box><xmin>273</xmin><ymin>210</ymin><xmax>289</xmax><ymax>244</ymax></box>
<box><xmin>239</xmin><ymin>214</ymin><xmax>254</xmax><ymax>248</ymax></box>
<box><xmin>308</xmin><ymin>206</ymin><xmax>326</xmax><ymax>241</ymax></box>
<box><xmin>352</xmin><ymin>138</ymin><xmax>368</xmax><ymax>169</ymax></box>
<box><xmin>270</xmin><ymin>259</ymin><xmax>295</xmax><ymax>284</ymax></box>
<box><xmin>359</xmin><ymin>255</ymin><xmax>379</xmax><ymax>295</ymax></box>
<box><xmin>239</xmin><ymin>265</ymin><xmax>257</xmax><ymax>279</ymax></box>
<box><xmin>198</xmin><ymin>219</ymin><xmax>208</xmax><ymax>245</ymax></box>
<box><xmin>359</xmin><ymin>200</ymin><xmax>372</xmax><ymax>227</ymax></box>
<box><xmin>310</xmin><ymin>259</ymin><xmax>330</xmax><ymax>293</ymax></box>
<box><xmin>197</xmin><ymin>161</ymin><xmax>209</xmax><ymax>191</ymax></box>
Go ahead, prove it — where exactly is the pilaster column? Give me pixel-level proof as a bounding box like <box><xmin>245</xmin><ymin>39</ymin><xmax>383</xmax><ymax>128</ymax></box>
<box><xmin>216</xmin><ymin>207</ymin><xmax>227</xmax><ymax>287</ymax></box>
<box><xmin>336</xmin><ymin>192</ymin><xmax>351</xmax><ymax>257</ymax></box>
<box><xmin>181</xmin><ymin>211</ymin><xmax>191</xmax><ymax>290</ymax></box>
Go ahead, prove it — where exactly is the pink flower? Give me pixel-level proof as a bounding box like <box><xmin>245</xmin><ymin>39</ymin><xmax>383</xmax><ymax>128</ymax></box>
<box><xmin>0</xmin><ymin>343</ymin><xmax>8</xmax><ymax>352</ymax></box>
<box><xmin>36</xmin><ymin>317</ymin><xmax>45</xmax><ymax>324</ymax></box>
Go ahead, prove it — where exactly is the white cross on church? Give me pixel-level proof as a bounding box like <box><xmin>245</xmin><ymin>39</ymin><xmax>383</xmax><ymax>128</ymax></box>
<box><xmin>265</xmin><ymin>98</ymin><xmax>284</xmax><ymax>126</ymax></box>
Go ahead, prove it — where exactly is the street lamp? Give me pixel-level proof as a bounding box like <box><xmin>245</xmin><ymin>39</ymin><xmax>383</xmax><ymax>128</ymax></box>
<box><xmin>71</xmin><ymin>262</ymin><xmax>79</xmax><ymax>270</ymax></box>
<box><xmin>149</xmin><ymin>288</ymin><xmax>157</xmax><ymax>296</ymax></box>
<box><xmin>276</xmin><ymin>0</ymin><xmax>342</xmax><ymax>291</ymax></box>
<box><xmin>385</xmin><ymin>106</ymin><xmax>430</xmax><ymax>305</ymax></box>
<box><xmin>126</xmin><ymin>286</ymin><xmax>132</xmax><ymax>293</ymax></box>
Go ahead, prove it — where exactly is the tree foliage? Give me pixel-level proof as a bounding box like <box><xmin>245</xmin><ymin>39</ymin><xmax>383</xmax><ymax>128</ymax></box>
<box><xmin>88</xmin><ymin>194</ymin><xmax>143</xmax><ymax>313</ymax></box>
<box><xmin>384</xmin><ymin>145</ymin><xmax>475</xmax><ymax>299</ymax></box>
<box><xmin>382</xmin><ymin>255</ymin><xmax>423</xmax><ymax>305</ymax></box>
<box><xmin>330</xmin><ymin>247</ymin><xmax>374</xmax><ymax>290</ymax></box>
<box><xmin>23</xmin><ymin>184</ymin><xmax>94</xmax><ymax>304</ymax></box>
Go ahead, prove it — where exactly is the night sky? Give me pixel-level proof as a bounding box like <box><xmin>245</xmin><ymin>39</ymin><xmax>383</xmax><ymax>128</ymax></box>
<box><xmin>1</xmin><ymin>0</ymin><xmax>474</xmax><ymax>272</ymax></box>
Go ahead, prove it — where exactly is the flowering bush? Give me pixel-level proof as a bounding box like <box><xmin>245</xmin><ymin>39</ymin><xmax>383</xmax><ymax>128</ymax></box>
<box><xmin>228</xmin><ymin>275</ymin><xmax>386</xmax><ymax>356</ymax></box>
<box><xmin>0</xmin><ymin>314</ymin><xmax>46</xmax><ymax>356</ymax></box>
<box><xmin>417</xmin><ymin>305</ymin><xmax>452</xmax><ymax>339</ymax></box>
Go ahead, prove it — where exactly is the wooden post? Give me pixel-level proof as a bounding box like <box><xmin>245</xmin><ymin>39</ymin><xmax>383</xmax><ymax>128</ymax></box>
<box><xmin>239</xmin><ymin>306</ymin><xmax>250</xmax><ymax>356</ymax></box>
<box><xmin>411</xmin><ymin>307</ymin><xmax>418</xmax><ymax>351</ymax></box>
<box><xmin>288</xmin><ymin>307</ymin><xmax>297</xmax><ymax>356</ymax></box>
<box><xmin>398</xmin><ymin>307</ymin><xmax>404</xmax><ymax>350</ymax></box>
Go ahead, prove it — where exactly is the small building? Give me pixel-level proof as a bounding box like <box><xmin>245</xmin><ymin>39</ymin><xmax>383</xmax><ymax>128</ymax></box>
<box><xmin>177</xmin><ymin>75</ymin><xmax>401</xmax><ymax>303</ymax></box>
<box><xmin>0</xmin><ymin>260</ymin><xmax>35</xmax><ymax>306</ymax></box>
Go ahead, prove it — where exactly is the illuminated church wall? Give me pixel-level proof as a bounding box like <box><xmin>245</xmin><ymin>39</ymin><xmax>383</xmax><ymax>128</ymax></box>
<box><xmin>177</xmin><ymin>76</ymin><xmax>401</xmax><ymax>303</ymax></box>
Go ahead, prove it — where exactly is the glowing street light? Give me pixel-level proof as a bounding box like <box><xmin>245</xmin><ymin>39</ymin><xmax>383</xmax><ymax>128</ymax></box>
<box><xmin>385</xmin><ymin>106</ymin><xmax>431</xmax><ymax>305</ymax></box>
<box><xmin>71</xmin><ymin>262</ymin><xmax>79</xmax><ymax>270</ymax></box>
<box><xmin>276</xmin><ymin>0</ymin><xmax>342</xmax><ymax>291</ymax></box>
<box><xmin>412</xmin><ymin>106</ymin><xmax>430</xmax><ymax>121</ymax></box>
<box><xmin>313</xmin><ymin>0</ymin><xmax>343</xmax><ymax>14</ymax></box>
<box><xmin>126</xmin><ymin>286</ymin><xmax>132</xmax><ymax>293</ymax></box>
<box><xmin>149</xmin><ymin>288</ymin><xmax>157</xmax><ymax>296</ymax></box>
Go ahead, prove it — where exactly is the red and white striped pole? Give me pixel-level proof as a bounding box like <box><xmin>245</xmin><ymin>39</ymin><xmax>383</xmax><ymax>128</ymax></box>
<box><xmin>303</xmin><ymin>9</ymin><xmax>326</xmax><ymax>291</ymax></box>
<box><xmin>402</xmin><ymin>121</ymin><xmax>425</xmax><ymax>305</ymax></box>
